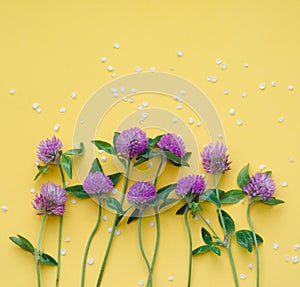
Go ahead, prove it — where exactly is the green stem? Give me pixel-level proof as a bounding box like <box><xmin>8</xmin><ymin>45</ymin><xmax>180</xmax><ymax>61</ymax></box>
<box><xmin>96</xmin><ymin>159</ymin><xmax>131</xmax><ymax>287</ymax></box>
<box><xmin>138</xmin><ymin>210</ymin><xmax>152</xmax><ymax>287</ymax></box>
<box><xmin>56</xmin><ymin>164</ymin><xmax>66</xmax><ymax>287</ymax></box>
<box><xmin>184</xmin><ymin>208</ymin><xmax>192</xmax><ymax>287</ymax></box>
<box><xmin>215</xmin><ymin>173</ymin><xmax>227</xmax><ymax>234</ymax></box>
<box><xmin>247</xmin><ymin>203</ymin><xmax>259</xmax><ymax>287</ymax></box>
<box><xmin>227</xmin><ymin>245</ymin><xmax>239</xmax><ymax>287</ymax></box>
<box><xmin>36</xmin><ymin>213</ymin><xmax>47</xmax><ymax>287</ymax></box>
<box><xmin>153</xmin><ymin>157</ymin><xmax>164</xmax><ymax>186</ymax></box>
<box><xmin>196</xmin><ymin>209</ymin><xmax>220</xmax><ymax>240</ymax></box>
<box><xmin>81</xmin><ymin>201</ymin><xmax>102</xmax><ymax>287</ymax></box>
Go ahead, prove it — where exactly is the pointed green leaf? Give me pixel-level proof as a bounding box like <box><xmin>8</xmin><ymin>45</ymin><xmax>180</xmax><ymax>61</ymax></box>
<box><xmin>64</xmin><ymin>142</ymin><xmax>84</xmax><ymax>155</ymax></box>
<box><xmin>235</xmin><ymin>230</ymin><xmax>252</xmax><ymax>252</ymax></box>
<box><xmin>127</xmin><ymin>208</ymin><xmax>139</xmax><ymax>224</ymax></box>
<box><xmin>108</xmin><ymin>172</ymin><xmax>122</xmax><ymax>186</ymax></box>
<box><xmin>61</xmin><ymin>154</ymin><xmax>72</xmax><ymax>179</ymax></box>
<box><xmin>219</xmin><ymin>210</ymin><xmax>235</xmax><ymax>233</ymax></box>
<box><xmin>9</xmin><ymin>235</ymin><xmax>34</xmax><ymax>253</ymax></box>
<box><xmin>199</xmin><ymin>189</ymin><xmax>220</xmax><ymax>207</ymax></box>
<box><xmin>183</xmin><ymin>152</ymin><xmax>192</xmax><ymax>161</ymax></box>
<box><xmin>261</xmin><ymin>198</ymin><xmax>284</xmax><ymax>206</ymax></box>
<box><xmin>34</xmin><ymin>165</ymin><xmax>48</xmax><ymax>181</ymax></box>
<box><xmin>209</xmin><ymin>246</ymin><xmax>221</xmax><ymax>256</ymax></box>
<box><xmin>66</xmin><ymin>185</ymin><xmax>89</xmax><ymax>199</ymax></box>
<box><xmin>113</xmin><ymin>132</ymin><xmax>120</xmax><ymax>149</ymax></box>
<box><xmin>220</xmin><ymin>189</ymin><xmax>246</xmax><ymax>204</ymax></box>
<box><xmin>105</xmin><ymin>197</ymin><xmax>124</xmax><ymax>215</ymax></box>
<box><xmin>263</xmin><ymin>171</ymin><xmax>272</xmax><ymax>176</ymax></box>
<box><xmin>91</xmin><ymin>140</ymin><xmax>114</xmax><ymax>154</ymax></box>
<box><xmin>201</xmin><ymin>228</ymin><xmax>213</xmax><ymax>245</ymax></box>
<box><xmin>192</xmin><ymin>245</ymin><xmax>211</xmax><ymax>255</ymax></box>
<box><xmin>148</xmin><ymin>134</ymin><xmax>163</xmax><ymax>146</ymax></box>
<box><xmin>237</xmin><ymin>164</ymin><xmax>250</xmax><ymax>189</ymax></box>
<box><xmin>89</xmin><ymin>158</ymin><xmax>103</xmax><ymax>173</ymax></box>
<box><xmin>41</xmin><ymin>253</ymin><xmax>58</xmax><ymax>265</ymax></box>
<box><xmin>176</xmin><ymin>203</ymin><xmax>188</xmax><ymax>215</ymax></box>
<box><xmin>164</xmin><ymin>151</ymin><xmax>190</xmax><ymax>167</ymax></box>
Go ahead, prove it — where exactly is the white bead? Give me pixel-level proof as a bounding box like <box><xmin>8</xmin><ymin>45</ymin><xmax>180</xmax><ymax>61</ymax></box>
<box><xmin>100</xmin><ymin>156</ymin><xmax>107</xmax><ymax>162</ymax></box>
<box><xmin>170</xmin><ymin>66</ymin><xmax>174</xmax><ymax>70</ymax></box>
<box><xmin>1</xmin><ymin>206</ymin><xmax>7</xmax><ymax>212</ymax></box>
<box><xmin>53</xmin><ymin>124</ymin><xmax>60</xmax><ymax>131</ymax></box>
<box><xmin>242</xmin><ymin>92</ymin><xmax>247</xmax><ymax>97</ymax></box>
<box><xmin>115</xmin><ymin>229</ymin><xmax>121</xmax><ymax>236</ymax></box>
<box><xmin>271</xmin><ymin>81</ymin><xmax>276</xmax><ymax>87</ymax></box>
<box><xmin>103</xmin><ymin>215</ymin><xmax>108</xmax><ymax>221</ymax></box>
<box><xmin>36</xmin><ymin>108</ymin><xmax>41</xmax><ymax>113</ymax></box>
<box><xmin>236</xmin><ymin>119</ymin><xmax>243</xmax><ymax>126</ymax></box>
<box><xmin>281</xmin><ymin>181</ymin><xmax>287</xmax><ymax>187</ymax></box>
<box><xmin>30</xmin><ymin>188</ymin><xmax>36</xmax><ymax>193</ymax></box>
<box><xmin>188</xmin><ymin>117</ymin><xmax>194</xmax><ymax>124</ymax></box>
<box><xmin>113</xmin><ymin>42</ymin><xmax>120</xmax><ymax>49</ymax></box>
<box><xmin>108</xmin><ymin>227</ymin><xmax>113</xmax><ymax>233</ymax></box>
<box><xmin>216</xmin><ymin>58</ymin><xmax>222</xmax><ymax>65</ymax></box>
<box><xmin>223</xmin><ymin>90</ymin><xmax>229</xmax><ymax>95</ymax></box>
<box><xmin>129</xmin><ymin>97</ymin><xmax>134</xmax><ymax>103</ymax></box>
<box><xmin>149</xmin><ymin>221</ymin><xmax>155</xmax><ymax>227</ymax></box>
<box><xmin>285</xmin><ymin>256</ymin><xmax>290</xmax><ymax>262</ymax></box>
<box><xmin>138</xmin><ymin>280</ymin><xmax>144</xmax><ymax>286</ymax></box>
<box><xmin>32</xmin><ymin>103</ymin><xmax>39</xmax><ymax>109</ymax></box>
<box><xmin>248</xmin><ymin>263</ymin><xmax>253</xmax><ymax>269</ymax></box>
<box><xmin>107</xmin><ymin>66</ymin><xmax>114</xmax><ymax>72</ymax></box>
<box><xmin>61</xmin><ymin>249</ymin><xmax>67</xmax><ymax>256</ymax></box>
<box><xmin>138</xmin><ymin>105</ymin><xmax>143</xmax><ymax>111</ymax></box>
<box><xmin>259</xmin><ymin>83</ymin><xmax>266</xmax><ymax>90</ymax></box>
<box><xmin>240</xmin><ymin>199</ymin><xmax>244</xmax><ymax>203</ymax></box>
<box><xmin>229</xmin><ymin>108</ymin><xmax>235</xmax><ymax>115</ymax></box>
<box><xmin>218</xmin><ymin>134</ymin><xmax>223</xmax><ymax>139</ymax></box>
<box><xmin>292</xmin><ymin>256</ymin><xmax>299</xmax><ymax>263</ymax></box>
<box><xmin>101</xmin><ymin>57</ymin><xmax>107</xmax><ymax>63</ymax></box>
<box><xmin>9</xmin><ymin>89</ymin><xmax>15</xmax><ymax>95</ymax></box>
<box><xmin>111</xmin><ymin>73</ymin><xmax>116</xmax><ymax>78</ymax></box>
<box><xmin>205</xmin><ymin>219</ymin><xmax>210</xmax><ymax>224</ymax></box>
<box><xmin>278</xmin><ymin>116</ymin><xmax>284</xmax><ymax>123</ymax></box>
<box><xmin>244</xmin><ymin>63</ymin><xmax>249</xmax><ymax>68</ymax></box>
<box><xmin>143</xmin><ymin>101</ymin><xmax>148</xmax><ymax>107</ymax></box>
<box><xmin>180</xmin><ymin>89</ymin><xmax>186</xmax><ymax>95</ymax></box>
<box><xmin>34</xmin><ymin>160</ymin><xmax>39</xmax><ymax>165</ymax></box>
<box><xmin>211</xmin><ymin>77</ymin><xmax>218</xmax><ymax>83</ymax></box>
<box><xmin>288</xmin><ymin>85</ymin><xmax>294</xmax><ymax>91</ymax></box>
<box><xmin>88</xmin><ymin>258</ymin><xmax>94</xmax><ymax>265</ymax></box>
<box><xmin>112</xmin><ymin>92</ymin><xmax>118</xmax><ymax>98</ymax></box>
<box><xmin>147</xmin><ymin>161</ymin><xmax>153</xmax><ymax>167</ymax></box>
<box><xmin>131</xmin><ymin>88</ymin><xmax>137</xmax><ymax>93</ymax></box>
<box><xmin>150</xmin><ymin>67</ymin><xmax>156</xmax><ymax>72</ymax></box>
<box><xmin>141</xmin><ymin>112</ymin><xmax>148</xmax><ymax>120</ymax></box>
<box><xmin>120</xmin><ymin>87</ymin><xmax>126</xmax><ymax>93</ymax></box>
<box><xmin>59</xmin><ymin>107</ymin><xmax>66</xmax><ymax>113</ymax></box>
<box><xmin>193</xmin><ymin>216</ymin><xmax>199</xmax><ymax>221</ymax></box>
<box><xmin>207</xmin><ymin>76</ymin><xmax>212</xmax><ymax>81</ymax></box>
<box><xmin>172</xmin><ymin>117</ymin><xmax>178</xmax><ymax>123</ymax></box>
<box><xmin>112</xmin><ymin>188</ymin><xmax>118</xmax><ymax>195</ymax></box>
<box><xmin>79</xmin><ymin>119</ymin><xmax>85</xmax><ymax>124</ymax></box>
<box><xmin>294</xmin><ymin>244</ymin><xmax>300</xmax><ymax>250</ymax></box>
<box><xmin>273</xmin><ymin>243</ymin><xmax>279</xmax><ymax>250</ymax></box>
<box><xmin>177</xmin><ymin>50</ymin><xmax>183</xmax><ymax>57</ymax></box>
<box><xmin>135</xmin><ymin>66</ymin><xmax>142</xmax><ymax>73</ymax></box>
<box><xmin>65</xmin><ymin>237</ymin><xmax>71</xmax><ymax>242</ymax></box>
<box><xmin>71</xmin><ymin>92</ymin><xmax>77</xmax><ymax>99</ymax></box>
<box><xmin>240</xmin><ymin>274</ymin><xmax>246</xmax><ymax>280</ymax></box>
<box><xmin>177</xmin><ymin>104</ymin><xmax>182</xmax><ymax>110</ymax></box>
<box><xmin>168</xmin><ymin>276</ymin><xmax>174</xmax><ymax>281</ymax></box>
<box><xmin>259</xmin><ymin>164</ymin><xmax>265</xmax><ymax>170</ymax></box>
<box><xmin>221</xmin><ymin>63</ymin><xmax>227</xmax><ymax>70</ymax></box>
<box><xmin>196</xmin><ymin>121</ymin><xmax>201</xmax><ymax>127</ymax></box>
<box><xmin>71</xmin><ymin>199</ymin><xmax>77</xmax><ymax>204</ymax></box>
<box><xmin>288</xmin><ymin>156</ymin><xmax>294</xmax><ymax>162</ymax></box>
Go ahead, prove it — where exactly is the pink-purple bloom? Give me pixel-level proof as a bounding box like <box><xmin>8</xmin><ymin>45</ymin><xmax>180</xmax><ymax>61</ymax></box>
<box><xmin>115</xmin><ymin>128</ymin><xmax>148</xmax><ymax>159</ymax></box>
<box><xmin>32</xmin><ymin>182</ymin><xmax>66</xmax><ymax>215</ymax></box>
<box><xmin>201</xmin><ymin>142</ymin><xmax>231</xmax><ymax>174</ymax></box>
<box><xmin>157</xmin><ymin>133</ymin><xmax>186</xmax><ymax>158</ymax></box>
<box><xmin>176</xmin><ymin>175</ymin><xmax>206</xmax><ymax>201</ymax></box>
<box><xmin>244</xmin><ymin>172</ymin><xmax>276</xmax><ymax>200</ymax></box>
<box><xmin>37</xmin><ymin>136</ymin><xmax>63</xmax><ymax>164</ymax></box>
<box><xmin>127</xmin><ymin>181</ymin><xmax>156</xmax><ymax>208</ymax></box>
<box><xmin>83</xmin><ymin>171</ymin><xmax>113</xmax><ymax>197</ymax></box>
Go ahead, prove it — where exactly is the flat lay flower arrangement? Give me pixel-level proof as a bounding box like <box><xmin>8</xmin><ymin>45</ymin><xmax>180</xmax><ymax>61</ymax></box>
<box><xmin>9</xmin><ymin>128</ymin><xmax>284</xmax><ymax>287</ymax></box>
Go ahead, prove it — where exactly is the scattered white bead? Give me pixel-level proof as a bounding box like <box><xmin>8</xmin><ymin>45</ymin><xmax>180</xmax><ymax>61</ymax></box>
<box><xmin>205</xmin><ymin>219</ymin><xmax>210</xmax><ymax>224</ymax></box>
<box><xmin>216</xmin><ymin>58</ymin><xmax>222</xmax><ymax>65</ymax></box>
<box><xmin>172</xmin><ymin>117</ymin><xmax>178</xmax><ymax>123</ymax></box>
<box><xmin>131</xmin><ymin>88</ymin><xmax>137</xmax><ymax>93</ymax></box>
<box><xmin>168</xmin><ymin>276</ymin><xmax>174</xmax><ymax>281</ymax></box>
<box><xmin>123</xmin><ymin>97</ymin><xmax>128</xmax><ymax>102</ymax></box>
<box><xmin>103</xmin><ymin>215</ymin><xmax>108</xmax><ymax>221</ymax></box>
<box><xmin>138</xmin><ymin>105</ymin><xmax>143</xmax><ymax>111</ymax></box>
<box><xmin>147</xmin><ymin>161</ymin><xmax>153</xmax><ymax>167</ymax></box>
<box><xmin>200</xmin><ymin>173</ymin><xmax>205</xmax><ymax>178</ymax></box>
<box><xmin>207</xmin><ymin>76</ymin><xmax>212</xmax><ymax>81</ymax></box>
<box><xmin>240</xmin><ymin>274</ymin><xmax>246</xmax><ymax>280</ymax></box>
<box><xmin>107</xmin><ymin>66</ymin><xmax>114</xmax><ymax>72</ymax></box>
<box><xmin>288</xmin><ymin>156</ymin><xmax>294</xmax><ymax>162</ymax></box>
<box><xmin>143</xmin><ymin>101</ymin><xmax>149</xmax><ymax>107</ymax></box>
<box><xmin>115</xmin><ymin>229</ymin><xmax>121</xmax><ymax>236</ymax></box>
<box><xmin>61</xmin><ymin>249</ymin><xmax>67</xmax><ymax>256</ymax></box>
<box><xmin>53</xmin><ymin>124</ymin><xmax>60</xmax><ymax>132</ymax></box>
<box><xmin>98</xmin><ymin>149</ymin><xmax>103</xmax><ymax>154</ymax></box>
<box><xmin>236</xmin><ymin>119</ymin><xmax>243</xmax><ymax>126</ymax></box>
<box><xmin>180</xmin><ymin>89</ymin><xmax>186</xmax><ymax>95</ymax></box>
<box><xmin>111</xmin><ymin>73</ymin><xmax>116</xmax><ymax>78</ymax></box>
<box><xmin>278</xmin><ymin>116</ymin><xmax>284</xmax><ymax>123</ymax></box>
<box><xmin>112</xmin><ymin>93</ymin><xmax>118</xmax><ymax>99</ymax></box>
<box><xmin>281</xmin><ymin>181</ymin><xmax>287</xmax><ymax>187</ymax></box>
<box><xmin>150</xmin><ymin>67</ymin><xmax>156</xmax><ymax>72</ymax></box>
<box><xmin>59</xmin><ymin>107</ymin><xmax>66</xmax><ymax>113</ymax></box>
<box><xmin>248</xmin><ymin>263</ymin><xmax>253</xmax><ymax>270</ymax></box>
<box><xmin>273</xmin><ymin>243</ymin><xmax>279</xmax><ymax>250</ymax></box>
<box><xmin>292</xmin><ymin>256</ymin><xmax>299</xmax><ymax>263</ymax></box>
<box><xmin>65</xmin><ymin>237</ymin><xmax>71</xmax><ymax>242</ymax></box>
<box><xmin>149</xmin><ymin>221</ymin><xmax>155</xmax><ymax>227</ymax></box>
<box><xmin>271</xmin><ymin>81</ymin><xmax>276</xmax><ymax>87</ymax></box>
<box><xmin>288</xmin><ymin>85</ymin><xmax>294</xmax><ymax>91</ymax></box>
<box><xmin>9</xmin><ymin>89</ymin><xmax>15</xmax><ymax>95</ymax></box>
<box><xmin>211</xmin><ymin>77</ymin><xmax>218</xmax><ymax>83</ymax></box>
<box><xmin>177</xmin><ymin>104</ymin><xmax>182</xmax><ymax>110</ymax></box>
<box><xmin>129</xmin><ymin>97</ymin><xmax>135</xmax><ymax>103</ymax></box>
<box><xmin>32</xmin><ymin>103</ymin><xmax>39</xmax><ymax>109</ymax></box>
<box><xmin>259</xmin><ymin>83</ymin><xmax>266</xmax><ymax>90</ymax></box>
<box><xmin>100</xmin><ymin>156</ymin><xmax>107</xmax><ymax>162</ymax></box>
<box><xmin>111</xmin><ymin>88</ymin><xmax>117</xmax><ymax>93</ymax></box>
<box><xmin>120</xmin><ymin>87</ymin><xmax>125</xmax><ymax>93</ymax></box>
<box><xmin>223</xmin><ymin>90</ymin><xmax>229</xmax><ymax>95</ymax></box>
<box><xmin>170</xmin><ymin>66</ymin><xmax>174</xmax><ymax>70</ymax></box>
<box><xmin>108</xmin><ymin>227</ymin><xmax>113</xmax><ymax>233</ymax></box>
<box><xmin>240</xmin><ymin>199</ymin><xmax>244</xmax><ymax>203</ymax></box>
<box><xmin>138</xmin><ymin>280</ymin><xmax>144</xmax><ymax>286</ymax></box>
<box><xmin>135</xmin><ymin>66</ymin><xmax>142</xmax><ymax>73</ymax></box>
<box><xmin>113</xmin><ymin>42</ymin><xmax>120</xmax><ymax>49</ymax></box>
<box><xmin>88</xmin><ymin>258</ymin><xmax>94</xmax><ymax>265</ymax></box>
<box><xmin>285</xmin><ymin>256</ymin><xmax>290</xmax><ymax>262</ymax></box>
<box><xmin>242</xmin><ymin>92</ymin><xmax>247</xmax><ymax>97</ymax></box>
<box><xmin>112</xmin><ymin>188</ymin><xmax>118</xmax><ymax>195</ymax></box>
<box><xmin>71</xmin><ymin>199</ymin><xmax>77</xmax><ymax>204</ymax></box>
<box><xmin>259</xmin><ymin>164</ymin><xmax>265</xmax><ymax>170</ymax></box>
<box><xmin>193</xmin><ymin>216</ymin><xmax>199</xmax><ymax>221</ymax></box>
<box><xmin>34</xmin><ymin>160</ymin><xmax>39</xmax><ymax>165</ymax></box>
<box><xmin>196</xmin><ymin>121</ymin><xmax>201</xmax><ymax>127</ymax></box>
<box><xmin>221</xmin><ymin>63</ymin><xmax>227</xmax><ymax>70</ymax></box>
<box><xmin>71</xmin><ymin>92</ymin><xmax>77</xmax><ymax>99</ymax></box>
<box><xmin>141</xmin><ymin>112</ymin><xmax>148</xmax><ymax>121</ymax></box>
<box><xmin>101</xmin><ymin>57</ymin><xmax>107</xmax><ymax>63</ymax></box>
<box><xmin>188</xmin><ymin>117</ymin><xmax>194</xmax><ymax>124</ymax></box>
<box><xmin>229</xmin><ymin>108</ymin><xmax>235</xmax><ymax>115</ymax></box>
<box><xmin>244</xmin><ymin>63</ymin><xmax>249</xmax><ymax>68</ymax></box>
<box><xmin>177</xmin><ymin>50</ymin><xmax>183</xmax><ymax>57</ymax></box>
<box><xmin>30</xmin><ymin>187</ymin><xmax>36</xmax><ymax>193</ymax></box>
<box><xmin>36</xmin><ymin>108</ymin><xmax>41</xmax><ymax>113</ymax></box>
<box><xmin>294</xmin><ymin>244</ymin><xmax>300</xmax><ymax>251</ymax></box>
<box><xmin>1</xmin><ymin>206</ymin><xmax>8</xmax><ymax>212</ymax></box>
<box><xmin>79</xmin><ymin>119</ymin><xmax>85</xmax><ymax>124</ymax></box>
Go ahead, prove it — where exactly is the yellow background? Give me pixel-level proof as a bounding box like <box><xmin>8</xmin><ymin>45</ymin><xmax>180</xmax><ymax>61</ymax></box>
<box><xmin>1</xmin><ymin>1</ymin><xmax>299</xmax><ymax>286</ymax></box>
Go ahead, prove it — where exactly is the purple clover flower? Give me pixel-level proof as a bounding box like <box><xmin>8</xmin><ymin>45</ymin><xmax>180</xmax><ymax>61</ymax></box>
<box><xmin>127</xmin><ymin>181</ymin><xmax>156</xmax><ymax>208</ymax></box>
<box><xmin>83</xmin><ymin>171</ymin><xmax>113</xmax><ymax>197</ymax></box>
<box><xmin>115</xmin><ymin>128</ymin><xmax>148</xmax><ymax>159</ymax></box>
<box><xmin>37</xmin><ymin>136</ymin><xmax>63</xmax><ymax>164</ymax></box>
<box><xmin>176</xmin><ymin>175</ymin><xmax>206</xmax><ymax>201</ymax></box>
<box><xmin>201</xmin><ymin>142</ymin><xmax>231</xmax><ymax>175</ymax></box>
<box><xmin>157</xmin><ymin>133</ymin><xmax>186</xmax><ymax>158</ymax></box>
<box><xmin>32</xmin><ymin>182</ymin><xmax>66</xmax><ymax>215</ymax></box>
<box><xmin>244</xmin><ymin>172</ymin><xmax>276</xmax><ymax>200</ymax></box>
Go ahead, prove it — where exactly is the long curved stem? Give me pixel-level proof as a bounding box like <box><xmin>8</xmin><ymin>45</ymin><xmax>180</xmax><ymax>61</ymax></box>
<box><xmin>81</xmin><ymin>201</ymin><xmax>102</xmax><ymax>287</ymax></box>
<box><xmin>138</xmin><ymin>210</ymin><xmax>152</xmax><ymax>287</ymax></box>
<box><xmin>247</xmin><ymin>203</ymin><xmax>259</xmax><ymax>287</ymax></box>
<box><xmin>96</xmin><ymin>158</ymin><xmax>131</xmax><ymax>287</ymax></box>
<box><xmin>36</xmin><ymin>213</ymin><xmax>47</xmax><ymax>287</ymax></box>
<box><xmin>184</xmin><ymin>208</ymin><xmax>192</xmax><ymax>287</ymax></box>
<box><xmin>196</xmin><ymin>209</ymin><xmax>220</xmax><ymax>240</ymax></box>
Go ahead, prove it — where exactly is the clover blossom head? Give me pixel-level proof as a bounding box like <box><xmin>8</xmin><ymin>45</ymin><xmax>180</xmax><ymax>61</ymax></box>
<box><xmin>157</xmin><ymin>133</ymin><xmax>186</xmax><ymax>158</ymax></box>
<box><xmin>115</xmin><ymin>128</ymin><xmax>148</xmax><ymax>159</ymax></box>
<box><xmin>176</xmin><ymin>175</ymin><xmax>206</xmax><ymax>202</ymax></box>
<box><xmin>37</xmin><ymin>136</ymin><xmax>63</xmax><ymax>164</ymax></box>
<box><xmin>244</xmin><ymin>172</ymin><xmax>276</xmax><ymax>200</ymax></box>
<box><xmin>83</xmin><ymin>171</ymin><xmax>113</xmax><ymax>198</ymax></box>
<box><xmin>201</xmin><ymin>142</ymin><xmax>231</xmax><ymax>175</ymax></box>
<box><xmin>127</xmin><ymin>181</ymin><xmax>156</xmax><ymax>208</ymax></box>
<box><xmin>32</xmin><ymin>182</ymin><xmax>66</xmax><ymax>216</ymax></box>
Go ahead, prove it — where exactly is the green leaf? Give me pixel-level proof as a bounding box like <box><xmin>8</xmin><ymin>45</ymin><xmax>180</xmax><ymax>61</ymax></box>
<box><xmin>183</xmin><ymin>152</ymin><xmax>192</xmax><ymax>162</ymax></box>
<box><xmin>176</xmin><ymin>203</ymin><xmax>188</xmax><ymax>215</ymax></box>
<box><xmin>108</xmin><ymin>172</ymin><xmax>122</xmax><ymax>186</ymax></box>
<box><xmin>201</xmin><ymin>228</ymin><xmax>213</xmax><ymax>245</ymax></box>
<box><xmin>9</xmin><ymin>235</ymin><xmax>34</xmax><ymax>253</ymax></box>
<box><xmin>164</xmin><ymin>151</ymin><xmax>190</xmax><ymax>167</ymax></box>
<box><xmin>66</xmin><ymin>185</ymin><xmax>89</xmax><ymax>199</ymax></box>
<box><xmin>235</xmin><ymin>230</ymin><xmax>263</xmax><ymax>252</ymax></box>
<box><xmin>105</xmin><ymin>197</ymin><xmax>124</xmax><ymax>215</ymax></box>
<box><xmin>89</xmin><ymin>158</ymin><xmax>103</xmax><ymax>173</ymax></box>
<box><xmin>61</xmin><ymin>154</ymin><xmax>72</xmax><ymax>179</ymax></box>
<box><xmin>219</xmin><ymin>210</ymin><xmax>235</xmax><ymax>233</ymax></box>
<box><xmin>220</xmin><ymin>189</ymin><xmax>246</xmax><ymax>204</ymax></box>
<box><xmin>115</xmin><ymin>214</ymin><xmax>124</xmax><ymax>226</ymax></box>
<box><xmin>113</xmin><ymin>132</ymin><xmax>120</xmax><ymax>149</ymax></box>
<box><xmin>148</xmin><ymin>134</ymin><xmax>163</xmax><ymax>146</ymax></box>
<box><xmin>64</xmin><ymin>142</ymin><xmax>84</xmax><ymax>155</ymax></box>
<box><xmin>209</xmin><ymin>246</ymin><xmax>221</xmax><ymax>256</ymax></box>
<box><xmin>263</xmin><ymin>171</ymin><xmax>272</xmax><ymax>176</ymax></box>
<box><xmin>127</xmin><ymin>208</ymin><xmax>139</xmax><ymax>224</ymax></box>
<box><xmin>261</xmin><ymin>198</ymin><xmax>284</xmax><ymax>206</ymax></box>
<box><xmin>192</xmin><ymin>245</ymin><xmax>211</xmax><ymax>255</ymax></box>
<box><xmin>41</xmin><ymin>253</ymin><xmax>58</xmax><ymax>265</ymax></box>
<box><xmin>237</xmin><ymin>164</ymin><xmax>250</xmax><ymax>189</ymax></box>
<box><xmin>134</xmin><ymin>156</ymin><xmax>149</xmax><ymax>167</ymax></box>
<box><xmin>199</xmin><ymin>189</ymin><xmax>220</xmax><ymax>207</ymax></box>
<box><xmin>34</xmin><ymin>165</ymin><xmax>48</xmax><ymax>181</ymax></box>
<box><xmin>91</xmin><ymin>140</ymin><xmax>114</xmax><ymax>155</ymax></box>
